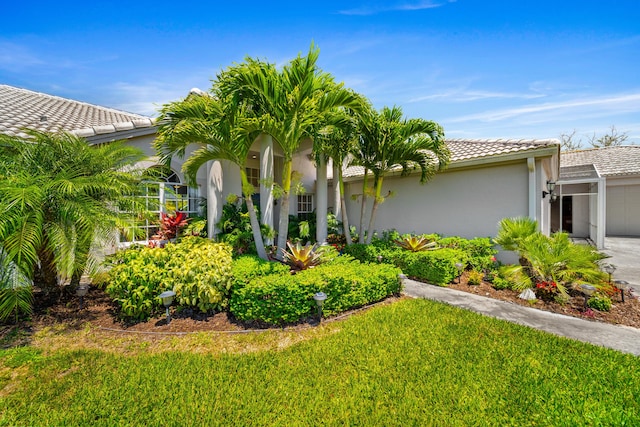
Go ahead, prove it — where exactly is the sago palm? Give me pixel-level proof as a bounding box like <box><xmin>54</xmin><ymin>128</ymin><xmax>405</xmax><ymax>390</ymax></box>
<box><xmin>155</xmin><ymin>91</ymin><xmax>269</xmax><ymax>260</ymax></box>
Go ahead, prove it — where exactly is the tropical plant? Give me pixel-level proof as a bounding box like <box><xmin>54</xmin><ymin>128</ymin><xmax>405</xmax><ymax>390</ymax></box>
<box><xmin>494</xmin><ymin>217</ymin><xmax>538</xmax><ymax>253</ymax></box>
<box><xmin>313</xmin><ymin>108</ymin><xmax>359</xmax><ymax>245</ymax></box>
<box><xmin>395</xmin><ymin>234</ymin><xmax>438</xmax><ymax>252</ymax></box>
<box><xmin>0</xmin><ymin>249</ymin><xmax>33</xmax><ymax>322</ymax></box>
<box><xmin>282</xmin><ymin>242</ymin><xmax>322</xmax><ymax>271</ymax></box>
<box><xmin>152</xmin><ymin>211</ymin><xmax>189</xmax><ymax>241</ymax></box>
<box><xmin>155</xmin><ymin>89</ymin><xmax>270</xmax><ymax>260</ymax></box>
<box><xmin>498</xmin><ymin>226</ymin><xmax>607</xmax><ymax>297</ymax></box>
<box><xmin>351</xmin><ymin>105</ymin><xmax>449</xmax><ymax>244</ymax></box>
<box><xmin>216</xmin><ymin>43</ymin><xmax>362</xmax><ymax>259</ymax></box>
<box><xmin>0</xmin><ymin>131</ymin><xmax>145</xmax><ymax>295</ymax></box>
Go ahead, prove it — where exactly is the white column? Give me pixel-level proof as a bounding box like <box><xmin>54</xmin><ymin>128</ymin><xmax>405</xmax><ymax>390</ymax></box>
<box><xmin>207</xmin><ymin>160</ymin><xmax>224</xmax><ymax>239</ymax></box>
<box><xmin>207</xmin><ymin>159</ymin><xmax>242</xmax><ymax>239</ymax></box>
<box><xmin>316</xmin><ymin>155</ymin><xmax>328</xmax><ymax>243</ymax></box>
<box><xmin>260</xmin><ymin>134</ymin><xmax>274</xmax><ymax>244</ymax></box>
<box><xmin>527</xmin><ymin>158</ymin><xmax>537</xmax><ymax>225</ymax></box>
<box><xmin>597</xmin><ymin>178</ymin><xmax>606</xmax><ymax>249</ymax></box>
<box><xmin>333</xmin><ymin>161</ymin><xmax>342</xmax><ymax>220</ymax></box>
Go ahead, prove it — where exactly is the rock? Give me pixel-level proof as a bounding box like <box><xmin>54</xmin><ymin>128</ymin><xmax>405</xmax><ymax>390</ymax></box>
<box><xmin>518</xmin><ymin>289</ymin><xmax>536</xmax><ymax>300</ymax></box>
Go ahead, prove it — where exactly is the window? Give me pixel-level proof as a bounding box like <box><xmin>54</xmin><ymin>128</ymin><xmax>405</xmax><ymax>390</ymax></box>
<box><xmin>297</xmin><ymin>194</ymin><xmax>314</xmax><ymax>220</ymax></box>
<box><xmin>245</xmin><ymin>167</ymin><xmax>260</xmax><ymax>190</ymax></box>
<box><xmin>119</xmin><ymin>168</ymin><xmax>200</xmax><ymax>245</ymax></box>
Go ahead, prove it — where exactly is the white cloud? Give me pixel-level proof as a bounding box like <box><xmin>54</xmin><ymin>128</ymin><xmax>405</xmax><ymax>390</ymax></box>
<box><xmin>107</xmin><ymin>70</ymin><xmax>215</xmax><ymax>117</ymax></box>
<box><xmin>0</xmin><ymin>41</ymin><xmax>43</xmax><ymax>72</ymax></box>
<box><xmin>447</xmin><ymin>92</ymin><xmax>640</xmax><ymax>124</ymax></box>
<box><xmin>338</xmin><ymin>1</ymin><xmax>453</xmax><ymax>16</ymax></box>
<box><xmin>409</xmin><ymin>89</ymin><xmax>546</xmax><ymax>103</ymax></box>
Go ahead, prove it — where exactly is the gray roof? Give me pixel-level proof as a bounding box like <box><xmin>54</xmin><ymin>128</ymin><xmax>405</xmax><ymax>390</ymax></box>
<box><xmin>0</xmin><ymin>84</ymin><xmax>154</xmax><ymax>138</ymax></box>
<box><xmin>343</xmin><ymin>138</ymin><xmax>559</xmax><ymax>178</ymax></box>
<box><xmin>561</xmin><ymin>146</ymin><xmax>640</xmax><ymax>177</ymax></box>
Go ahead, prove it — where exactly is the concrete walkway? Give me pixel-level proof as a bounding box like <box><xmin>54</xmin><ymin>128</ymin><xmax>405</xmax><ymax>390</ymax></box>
<box><xmin>402</xmin><ymin>278</ymin><xmax>640</xmax><ymax>356</ymax></box>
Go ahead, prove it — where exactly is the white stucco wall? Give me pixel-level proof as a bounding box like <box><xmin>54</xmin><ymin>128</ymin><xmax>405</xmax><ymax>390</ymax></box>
<box><xmin>606</xmin><ymin>176</ymin><xmax>640</xmax><ymax>236</ymax></box>
<box><xmin>343</xmin><ymin>161</ymin><xmax>530</xmax><ymax>239</ymax></box>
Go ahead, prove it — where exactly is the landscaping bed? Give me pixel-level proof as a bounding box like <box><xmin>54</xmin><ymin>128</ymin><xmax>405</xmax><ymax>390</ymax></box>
<box><xmin>448</xmin><ymin>271</ymin><xmax>640</xmax><ymax>328</ymax></box>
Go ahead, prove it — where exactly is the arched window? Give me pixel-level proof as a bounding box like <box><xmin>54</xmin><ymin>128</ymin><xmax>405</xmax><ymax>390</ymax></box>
<box><xmin>119</xmin><ymin>167</ymin><xmax>201</xmax><ymax>245</ymax></box>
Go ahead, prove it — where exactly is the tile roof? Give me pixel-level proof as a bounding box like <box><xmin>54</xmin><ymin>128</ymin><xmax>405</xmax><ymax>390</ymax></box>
<box><xmin>343</xmin><ymin>138</ymin><xmax>559</xmax><ymax>178</ymax></box>
<box><xmin>0</xmin><ymin>84</ymin><xmax>154</xmax><ymax>139</ymax></box>
<box><xmin>560</xmin><ymin>146</ymin><xmax>640</xmax><ymax>177</ymax></box>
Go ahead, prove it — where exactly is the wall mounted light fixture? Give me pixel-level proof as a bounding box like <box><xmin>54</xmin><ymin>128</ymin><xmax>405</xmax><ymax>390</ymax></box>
<box><xmin>542</xmin><ymin>180</ymin><xmax>557</xmax><ymax>202</ymax></box>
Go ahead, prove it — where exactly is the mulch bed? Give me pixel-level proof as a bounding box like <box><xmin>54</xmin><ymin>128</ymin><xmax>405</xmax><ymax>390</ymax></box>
<box><xmin>447</xmin><ymin>271</ymin><xmax>640</xmax><ymax>328</ymax></box>
<box><xmin>2</xmin><ymin>272</ymin><xmax>639</xmax><ymax>342</ymax></box>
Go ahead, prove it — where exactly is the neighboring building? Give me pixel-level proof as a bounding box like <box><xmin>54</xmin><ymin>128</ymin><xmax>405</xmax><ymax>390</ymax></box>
<box><xmin>555</xmin><ymin>146</ymin><xmax>640</xmax><ymax>245</ymax></box>
<box><xmin>0</xmin><ymin>84</ymin><xmax>562</xmax><ymax>248</ymax></box>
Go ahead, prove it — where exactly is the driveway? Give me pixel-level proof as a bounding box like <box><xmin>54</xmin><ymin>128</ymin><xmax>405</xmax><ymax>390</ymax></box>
<box><xmin>602</xmin><ymin>237</ymin><xmax>640</xmax><ymax>290</ymax></box>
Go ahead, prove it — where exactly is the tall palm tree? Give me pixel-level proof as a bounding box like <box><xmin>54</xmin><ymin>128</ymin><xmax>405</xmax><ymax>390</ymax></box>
<box><xmin>0</xmin><ymin>131</ymin><xmax>146</xmax><ymax>293</ymax></box>
<box><xmin>155</xmin><ymin>92</ymin><xmax>269</xmax><ymax>260</ymax></box>
<box><xmin>217</xmin><ymin>43</ymin><xmax>361</xmax><ymax>258</ymax></box>
<box><xmin>352</xmin><ymin>106</ymin><xmax>449</xmax><ymax>244</ymax></box>
<box><xmin>313</xmin><ymin>108</ymin><xmax>359</xmax><ymax>245</ymax></box>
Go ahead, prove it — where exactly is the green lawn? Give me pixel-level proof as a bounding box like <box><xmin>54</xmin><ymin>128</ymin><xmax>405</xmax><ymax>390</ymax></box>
<box><xmin>1</xmin><ymin>298</ymin><xmax>638</xmax><ymax>426</ymax></box>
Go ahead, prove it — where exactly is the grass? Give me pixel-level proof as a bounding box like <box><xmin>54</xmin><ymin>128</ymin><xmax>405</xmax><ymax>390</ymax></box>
<box><xmin>1</xmin><ymin>298</ymin><xmax>639</xmax><ymax>426</ymax></box>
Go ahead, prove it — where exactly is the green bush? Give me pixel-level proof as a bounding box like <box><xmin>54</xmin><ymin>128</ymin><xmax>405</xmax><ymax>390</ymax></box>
<box><xmin>388</xmin><ymin>248</ymin><xmax>468</xmax><ymax>286</ymax></box>
<box><xmin>439</xmin><ymin>236</ymin><xmax>496</xmax><ymax>271</ymax></box>
<box><xmin>588</xmin><ymin>293</ymin><xmax>612</xmax><ymax>312</ymax></box>
<box><xmin>467</xmin><ymin>270</ymin><xmax>483</xmax><ymax>286</ymax></box>
<box><xmin>492</xmin><ymin>276</ymin><xmax>512</xmax><ymax>290</ymax></box>
<box><xmin>229</xmin><ymin>258</ymin><xmax>401</xmax><ymax>325</ymax></box>
<box><xmin>105</xmin><ymin>237</ymin><xmax>233</xmax><ymax>320</ymax></box>
<box><xmin>231</xmin><ymin>255</ymin><xmax>290</xmax><ymax>289</ymax></box>
<box><xmin>164</xmin><ymin>238</ymin><xmax>233</xmax><ymax>312</ymax></box>
<box><xmin>342</xmin><ymin>243</ymin><xmax>383</xmax><ymax>263</ymax></box>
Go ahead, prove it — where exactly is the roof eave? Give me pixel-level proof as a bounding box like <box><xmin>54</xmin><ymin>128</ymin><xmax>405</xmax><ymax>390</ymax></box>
<box><xmin>342</xmin><ymin>145</ymin><xmax>559</xmax><ymax>182</ymax></box>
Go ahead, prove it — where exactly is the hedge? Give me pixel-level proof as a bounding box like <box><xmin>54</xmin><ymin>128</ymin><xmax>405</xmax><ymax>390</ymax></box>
<box><xmin>229</xmin><ymin>259</ymin><xmax>402</xmax><ymax>325</ymax></box>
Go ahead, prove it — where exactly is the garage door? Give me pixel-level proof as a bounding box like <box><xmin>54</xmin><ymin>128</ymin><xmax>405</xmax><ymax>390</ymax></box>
<box><xmin>607</xmin><ymin>185</ymin><xmax>640</xmax><ymax>236</ymax></box>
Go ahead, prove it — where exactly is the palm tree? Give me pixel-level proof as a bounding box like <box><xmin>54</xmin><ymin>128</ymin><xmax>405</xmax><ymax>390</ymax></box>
<box><xmin>352</xmin><ymin>105</ymin><xmax>449</xmax><ymax>244</ymax></box>
<box><xmin>0</xmin><ymin>131</ymin><xmax>145</xmax><ymax>296</ymax></box>
<box><xmin>313</xmin><ymin>108</ymin><xmax>359</xmax><ymax>245</ymax></box>
<box><xmin>155</xmin><ymin>92</ymin><xmax>269</xmax><ymax>260</ymax></box>
<box><xmin>217</xmin><ymin>43</ymin><xmax>361</xmax><ymax>258</ymax></box>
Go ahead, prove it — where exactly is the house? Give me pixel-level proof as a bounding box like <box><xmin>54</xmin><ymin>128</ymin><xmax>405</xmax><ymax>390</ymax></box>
<box><xmin>554</xmin><ymin>146</ymin><xmax>640</xmax><ymax>247</ymax></box>
<box><xmin>0</xmin><ymin>84</ymin><xmax>561</xmax><ymax>248</ymax></box>
<box><xmin>340</xmin><ymin>139</ymin><xmax>560</xmax><ymax>241</ymax></box>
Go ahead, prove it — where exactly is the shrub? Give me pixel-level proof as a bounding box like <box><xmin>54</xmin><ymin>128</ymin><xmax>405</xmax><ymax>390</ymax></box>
<box><xmin>342</xmin><ymin>243</ymin><xmax>383</xmax><ymax>263</ymax></box>
<box><xmin>105</xmin><ymin>237</ymin><xmax>233</xmax><ymax>320</ymax></box>
<box><xmin>391</xmin><ymin>248</ymin><xmax>468</xmax><ymax>286</ymax></box>
<box><xmin>164</xmin><ymin>238</ymin><xmax>233</xmax><ymax>313</ymax></box>
<box><xmin>230</xmin><ymin>259</ymin><xmax>401</xmax><ymax>325</ymax></box>
<box><xmin>467</xmin><ymin>270</ymin><xmax>484</xmax><ymax>286</ymax></box>
<box><xmin>231</xmin><ymin>255</ymin><xmax>290</xmax><ymax>289</ymax></box>
<box><xmin>588</xmin><ymin>293</ymin><xmax>612</xmax><ymax>312</ymax></box>
<box><xmin>492</xmin><ymin>276</ymin><xmax>512</xmax><ymax>290</ymax></box>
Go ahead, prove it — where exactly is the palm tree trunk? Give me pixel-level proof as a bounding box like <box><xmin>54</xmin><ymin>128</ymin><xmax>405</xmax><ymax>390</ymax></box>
<box><xmin>276</xmin><ymin>160</ymin><xmax>293</xmax><ymax>260</ymax></box>
<box><xmin>35</xmin><ymin>247</ymin><xmax>59</xmax><ymax>291</ymax></box>
<box><xmin>239</xmin><ymin>170</ymin><xmax>268</xmax><ymax>260</ymax></box>
<box><xmin>338</xmin><ymin>172</ymin><xmax>352</xmax><ymax>245</ymax></box>
<box><xmin>358</xmin><ymin>170</ymin><xmax>369</xmax><ymax>244</ymax></box>
<box><xmin>365</xmin><ymin>177</ymin><xmax>383</xmax><ymax>244</ymax></box>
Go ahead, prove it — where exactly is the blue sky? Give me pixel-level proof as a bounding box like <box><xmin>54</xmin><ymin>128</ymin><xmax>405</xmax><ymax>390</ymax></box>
<box><xmin>1</xmin><ymin>1</ymin><xmax>639</xmax><ymax>145</ymax></box>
